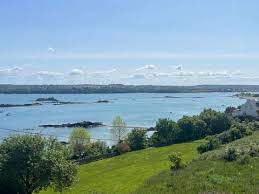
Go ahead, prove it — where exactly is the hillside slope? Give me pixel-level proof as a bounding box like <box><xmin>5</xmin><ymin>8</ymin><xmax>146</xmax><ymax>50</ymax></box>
<box><xmin>42</xmin><ymin>140</ymin><xmax>203</xmax><ymax>194</ymax></box>
<box><xmin>134</xmin><ymin>131</ymin><xmax>259</xmax><ymax>194</ymax></box>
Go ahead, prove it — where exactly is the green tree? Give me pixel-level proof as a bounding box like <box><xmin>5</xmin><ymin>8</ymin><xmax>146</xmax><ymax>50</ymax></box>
<box><xmin>111</xmin><ymin>116</ymin><xmax>128</xmax><ymax>143</ymax></box>
<box><xmin>69</xmin><ymin>128</ymin><xmax>91</xmax><ymax>158</ymax></box>
<box><xmin>151</xmin><ymin>119</ymin><xmax>181</xmax><ymax>146</ymax></box>
<box><xmin>177</xmin><ymin>116</ymin><xmax>207</xmax><ymax>141</ymax></box>
<box><xmin>127</xmin><ymin>128</ymin><xmax>147</xmax><ymax>151</ymax></box>
<box><xmin>0</xmin><ymin>135</ymin><xmax>77</xmax><ymax>194</ymax></box>
<box><xmin>199</xmin><ymin>109</ymin><xmax>232</xmax><ymax>134</ymax></box>
<box><xmin>87</xmin><ymin>141</ymin><xmax>110</xmax><ymax>157</ymax></box>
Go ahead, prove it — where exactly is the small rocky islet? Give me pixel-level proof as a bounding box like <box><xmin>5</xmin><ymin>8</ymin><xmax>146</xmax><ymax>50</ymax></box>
<box><xmin>35</xmin><ymin>97</ymin><xmax>83</xmax><ymax>105</ymax></box>
<box><xmin>0</xmin><ymin>102</ymin><xmax>42</xmax><ymax>108</ymax></box>
<box><xmin>0</xmin><ymin>97</ymin><xmax>83</xmax><ymax>108</ymax></box>
<box><xmin>39</xmin><ymin>121</ymin><xmax>104</xmax><ymax>128</ymax></box>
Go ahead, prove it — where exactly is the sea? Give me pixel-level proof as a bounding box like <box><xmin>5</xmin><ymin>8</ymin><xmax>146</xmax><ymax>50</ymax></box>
<box><xmin>0</xmin><ymin>93</ymin><xmax>245</xmax><ymax>145</ymax></box>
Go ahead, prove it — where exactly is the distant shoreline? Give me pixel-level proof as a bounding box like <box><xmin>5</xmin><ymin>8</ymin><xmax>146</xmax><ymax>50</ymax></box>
<box><xmin>0</xmin><ymin>84</ymin><xmax>258</xmax><ymax>94</ymax></box>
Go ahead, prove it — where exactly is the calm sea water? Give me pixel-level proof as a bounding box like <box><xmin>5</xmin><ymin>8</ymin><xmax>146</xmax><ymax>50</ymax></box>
<box><xmin>0</xmin><ymin>93</ymin><xmax>245</xmax><ymax>145</ymax></box>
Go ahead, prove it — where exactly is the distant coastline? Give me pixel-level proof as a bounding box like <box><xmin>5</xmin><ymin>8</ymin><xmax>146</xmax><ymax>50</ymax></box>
<box><xmin>233</xmin><ymin>92</ymin><xmax>259</xmax><ymax>100</ymax></box>
<box><xmin>0</xmin><ymin>84</ymin><xmax>259</xmax><ymax>94</ymax></box>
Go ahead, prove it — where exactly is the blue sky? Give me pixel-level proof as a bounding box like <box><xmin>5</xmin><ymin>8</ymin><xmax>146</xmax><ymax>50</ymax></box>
<box><xmin>0</xmin><ymin>0</ymin><xmax>259</xmax><ymax>85</ymax></box>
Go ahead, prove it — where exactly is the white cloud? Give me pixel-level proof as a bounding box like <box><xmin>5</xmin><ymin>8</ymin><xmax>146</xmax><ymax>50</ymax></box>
<box><xmin>149</xmin><ymin>70</ymin><xmax>244</xmax><ymax>79</ymax></box>
<box><xmin>128</xmin><ymin>74</ymin><xmax>148</xmax><ymax>79</ymax></box>
<box><xmin>91</xmin><ymin>68</ymin><xmax>117</xmax><ymax>75</ymax></box>
<box><xmin>37</xmin><ymin>71</ymin><xmax>63</xmax><ymax>77</ymax></box>
<box><xmin>69</xmin><ymin>68</ymin><xmax>84</xmax><ymax>76</ymax></box>
<box><xmin>152</xmin><ymin>72</ymin><xmax>171</xmax><ymax>78</ymax></box>
<box><xmin>136</xmin><ymin>64</ymin><xmax>156</xmax><ymax>71</ymax></box>
<box><xmin>0</xmin><ymin>66</ymin><xmax>23</xmax><ymax>76</ymax></box>
<box><xmin>47</xmin><ymin>47</ymin><xmax>55</xmax><ymax>53</ymax></box>
<box><xmin>89</xmin><ymin>69</ymin><xmax>117</xmax><ymax>79</ymax></box>
<box><xmin>174</xmin><ymin>71</ymin><xmax>194</xmax><ymax>77</ymax></box>
<box><xmin>10</xmin><ymin>66</ymin><xmax>23</xmax><ymax>72</ymax></box>
<box><xmin>197</xmin><ymin>71</ymin><xmax>235</xmax><ymax>78</ymax></box>
<box><xmin>231</xmin><ymin>70</ymin><xmax>242</xmax><ymax>75</ymax></box>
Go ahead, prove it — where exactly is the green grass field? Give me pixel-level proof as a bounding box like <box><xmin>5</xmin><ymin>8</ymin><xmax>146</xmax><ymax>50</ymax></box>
<box><xmin>135</xmin><ymin>131</ymin><xmax>259</xmax><ymax>194</ymax></box>
<box><xmin>42</xmin><ymin>132</ymin><xmax>259</xmax><ymax>194</ymax></box>
<box><xmin>134</xmin><ymin>158</ymin><xmax>259</xmax><ymax>194</ymax></box>
<box><xmin>42</xmin><ymin>140</ymin><xmax>203</xmax><ymax>194</ymax></box>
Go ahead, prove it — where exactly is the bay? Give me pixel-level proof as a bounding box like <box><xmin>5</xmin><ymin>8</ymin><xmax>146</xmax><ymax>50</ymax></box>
<box><xmin>0</xmin><ymin>93</ymin><xmax>245</xmax><ymax>145</ymax></box>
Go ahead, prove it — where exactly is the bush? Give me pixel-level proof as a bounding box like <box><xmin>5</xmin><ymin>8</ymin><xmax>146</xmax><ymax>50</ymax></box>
<box><xmin>237</xmin><ymin>154</ymin><xmax>250</xmax><ymax>165</ymax></box>
<box><xmin>86</xmin><ymin>141</ymin><xmax>110</xmax><ymax>157</ymax></box>
<box><xmin>127</xmin><ymin>128</ymin><xmax>147</xmax><ymax>151</ymax></box>
<box><xmin>197</xmin><ymin>137</ymin><xmax>221</xmax><ymax>154</ymax></box>
<box><xmin>248</xmin><ymin>145</ymin><xmax>259</xmax><ymax>157</ymax></box>
<box><xmin>198</xmin><ymin>122</ymin><xmax>253</xmax><ymax>154</ymax></box>
<box><xmin>116</xmin><ymin>141</ymin><xmax>131</xmax><ymax>154</ymax></box>
<box><xmin>168</xmin><ymin>152</ymin><xmax>186</xmax><ymax>171</ymax></box>
<box><xmin>223</xmin><ymin>147</ymin><xmax>238</xmax><ymax>161</ymax></box>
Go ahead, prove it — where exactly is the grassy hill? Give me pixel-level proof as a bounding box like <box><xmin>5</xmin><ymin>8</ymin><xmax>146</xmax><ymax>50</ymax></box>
<box><xmin>135</xmin><ymin>131</ymin><xmax>259</xmax><ymax>194</ymax></box>
<box><xmin>42</xmin><ymin>132</ymin><xmax>259</xmax><ymax>194</ymax></box>
<box><xmin>41</xmin><ymin>140</ymin><xmax>203</xmax><ymax>194</ymax></box>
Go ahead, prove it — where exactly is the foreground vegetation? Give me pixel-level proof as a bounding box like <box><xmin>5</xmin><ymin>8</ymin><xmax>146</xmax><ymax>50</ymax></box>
<box><xmin>42</xmin><ymin>140</ymin><xmax>202</xmax><ymax>194</ymax></box>
<box><xmin>1</xmin><ymin>106</ymin><xmax>258</xmax><ymax>193</ymax></box>
<box><xmin>135</xmin><ymin>158</ymin><xmax>259</xmax><ymax>194</ymax></box>
<box><xmin>42</xmin><ymin>107</ymin><xmax>258</xmax><ymax>194</ymax></box>
<box><xmin>43</xmin><ymin>131</ymin><xmax>259</xmax><ymax>194</ymax></box>
<box><xmin>135</xmin><ymin>131</ymin><xmax>259</xmax><ymax>194</ymax></box>
<box><xmin>0</xmin><ymin>135</ymin><xmax>77</xmax><ymax>194</ymax></box>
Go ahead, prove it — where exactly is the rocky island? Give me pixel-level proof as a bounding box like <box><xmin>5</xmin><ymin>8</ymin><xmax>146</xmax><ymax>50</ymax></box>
<box><xmin>35</xmin><ymin>97</ymin><xmax>83</xmax><ymax>105</ymax></box>
<box><xmin>96</xmin><ymin>100</ymin><xmax>111</xmax><ymax>103</ymax></box>
<box><xmin>0</xmin><ymin>103</ymin><xmax>42</xmax><ymax>108</ymax></box>
<box><xmin>39</xmin><ymin>121</ymin><xmax>104</xmax><ymax>128</ymax></box>
<box><xmin>35</xmin><ymin>97</ymin><xmax>59</xmax><ymax>102</ymax></box>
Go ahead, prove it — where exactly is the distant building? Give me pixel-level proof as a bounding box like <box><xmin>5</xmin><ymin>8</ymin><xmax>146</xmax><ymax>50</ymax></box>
<box><xmin>233</xmin><ymin>99</ymin><xmax>259</xmax><ymax>119</ymax></box>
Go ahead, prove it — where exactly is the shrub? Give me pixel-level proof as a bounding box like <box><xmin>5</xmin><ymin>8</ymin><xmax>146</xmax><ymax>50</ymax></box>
<box><xmin>168</xmin><ymin>152</ymin><xmax>186</xmax><ymax>171</ymax></box>
<box><xmin>237</xmin><ymin>154</ymin><xmax>250</xmax><ymax>165</ymax></box>
<box><xmin>197</xmin><ymin>137</ymin><xmax>221</xmax><ymax>154</ymax></box>
<box><xmin>198</xmin><ymin>122</ymin><xmax>253</xmax><ymax>154</ymax></box>
<box><xmin>223</xmin><ymin>147</ymin><xmax>238</xmax><ymax>161</ymax></box>
<box><xmin>116</xmin><ymin>141</ymin><xmax>131</xmax><ymax>154</ymax></box>
<box><xmin>248</xmin><ymin>145</ymin><xmax>259</xmax><ymax>157</ymax></box>
<box><xmin>127</xmin><ymin>128</ymin><xmax>147</xmax><ymax>151</ymax></box>
<box><xmin>86</xmin><ymin>141</ymin><xmax>110</xmax><ymax>157</ymax></box>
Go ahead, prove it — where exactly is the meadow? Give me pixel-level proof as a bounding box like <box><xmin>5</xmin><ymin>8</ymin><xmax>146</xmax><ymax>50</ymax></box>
<box><xmin>42</xmin><ymin>132</ymin><xmax>259</xmax><ymax>194</ymax></box>
<box><xmin>135</xmin><ymin>131</ymin><xmax>259</xmax><ymax>194</ymax></box>
<box><xmin>42</xmin><ymin>140</ymin><xmax>203</xmax><ymax>194</ymax></box>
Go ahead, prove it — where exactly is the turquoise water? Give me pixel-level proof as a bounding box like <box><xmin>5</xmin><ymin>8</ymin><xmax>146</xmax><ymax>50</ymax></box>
<box><xmin>0</xmin><ymin>93</ymin><xmax>245</xmax><ymax>145</ymax></box>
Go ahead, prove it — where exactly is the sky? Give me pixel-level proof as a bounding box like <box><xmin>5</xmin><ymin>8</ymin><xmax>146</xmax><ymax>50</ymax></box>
<box><xmin>0</xmin><ymin>0</ymin><xmax>259</xmax><ymax>85</ymax></box>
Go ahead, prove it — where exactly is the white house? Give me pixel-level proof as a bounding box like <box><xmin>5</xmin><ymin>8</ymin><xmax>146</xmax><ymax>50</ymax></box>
<box><xmin>233</xmin><ymin>98</ymin><xmax>259</xmax><ymax>119</ymax></box>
